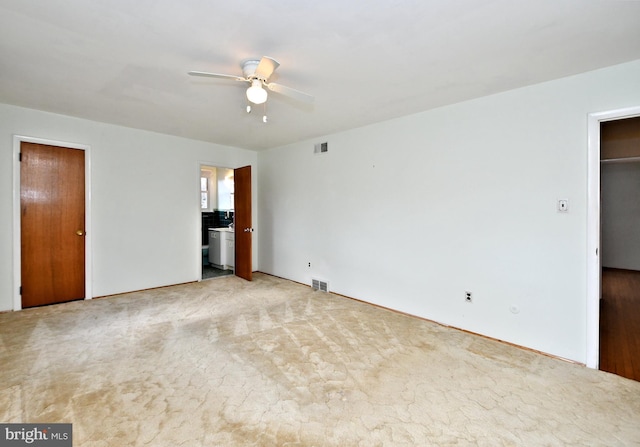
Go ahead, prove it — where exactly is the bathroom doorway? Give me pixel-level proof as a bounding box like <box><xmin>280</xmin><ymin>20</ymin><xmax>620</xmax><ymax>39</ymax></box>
<box><xmin>200</xmin><ymin>165</ymin><xmax>235</xmax><ymax>280</ymax></box>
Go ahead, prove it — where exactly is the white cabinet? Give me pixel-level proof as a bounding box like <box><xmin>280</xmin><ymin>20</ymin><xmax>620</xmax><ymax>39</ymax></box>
<box><xmin>224</xmin><ymin>232</ymin><xmax>235</xmax><ymax>268</ymax></box>
<box><xmin>208</xmin><ymin>228</ymin><xmax>234</xmax><ymax>270</ymax></box>
<box><xmin>208</xmin><ymin>230</ymin><xmax>222</xmax><ymax>265</ymax></box>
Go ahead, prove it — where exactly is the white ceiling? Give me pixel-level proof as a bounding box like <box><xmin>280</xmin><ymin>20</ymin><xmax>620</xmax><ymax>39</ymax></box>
<box><xmin>1</xmin><ymin>1</ymin><xmax>639</xmax><ymax>150</ymax></box>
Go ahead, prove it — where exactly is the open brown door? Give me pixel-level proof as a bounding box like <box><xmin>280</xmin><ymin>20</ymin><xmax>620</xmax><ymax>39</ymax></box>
<box><xmin>20</xmin><ymin>142</ymin><xmax>86</xmax><ymax>308</ymax></box>
<box><xmin>234</xmin><ymin>165</ymin><xmax>252</xmax><ymax>281</ymax></box>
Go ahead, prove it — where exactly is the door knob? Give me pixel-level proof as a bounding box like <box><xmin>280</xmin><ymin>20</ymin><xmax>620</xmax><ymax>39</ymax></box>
<box><xmin>244</xmin><ymin>228</ymin><xmax>254</xmax><ymax>233</ymax></box>
<box><xmin>76</xmin><ymin>230</ymin><xmax>85</xmax><ymax>236</ymax></box>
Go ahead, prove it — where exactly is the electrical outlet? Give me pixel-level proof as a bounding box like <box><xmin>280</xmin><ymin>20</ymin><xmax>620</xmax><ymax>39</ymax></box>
<box><xmin>465</xmin><ymin>291</ymin><xmax>472</xmax><ymax>303</ymax></box>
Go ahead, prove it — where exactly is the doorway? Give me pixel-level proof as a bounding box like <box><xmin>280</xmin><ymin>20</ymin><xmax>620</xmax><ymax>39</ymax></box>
<box><xmin>200</xmin><ymin>165</ymin><xmax>235</xmax><ymax>280</ymax></box>
<box><xmin>199</xmin><ymin>164</ymin><xmax>253</xmax><ymax>281</ymax></box>
<box><xmin>13</xmin><ymin>136</ymin><xmax>92</xmax><ymax>310</ymax></box>
<box><xmin>586</xmin><ymin>107</ymin><xmax>640</xmax><ymax>374</ymax></box>
<box><xmin>598</xmin><ymin>116</ymin><xmax>640</xmax><ymax>381</ymax></box>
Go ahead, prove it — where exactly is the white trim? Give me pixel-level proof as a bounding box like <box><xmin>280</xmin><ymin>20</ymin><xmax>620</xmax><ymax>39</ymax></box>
<box><xmin>586</xmin><ymin>106</ymin><xmax>640</xmax><ymax>369</ymax></box>
<box><xmin>13</xmin><ymin>135</ymin><xmax>92</xmax><ymax>310</ymax></box>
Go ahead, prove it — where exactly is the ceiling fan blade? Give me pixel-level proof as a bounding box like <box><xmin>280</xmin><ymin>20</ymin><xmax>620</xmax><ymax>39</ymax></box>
<box><xmin>188</xmin><ymin>71</ymin><xmax>246</xmax><ymax>82</ymax></box>
<box><xmin>266</xmin><ymin>82</ymin><xmax>314</xmax><ymax>104</ymax></box>
<box><xmin>254</xmin><ymin>57</ymin><xmax>280</xmax><ymax>81</ymax></box>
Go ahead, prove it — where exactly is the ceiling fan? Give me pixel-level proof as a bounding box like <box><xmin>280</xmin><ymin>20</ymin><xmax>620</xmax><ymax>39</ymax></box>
<box><xmin>188</xmin><ymin>56</ymin><xmax>314</xmax><ymax>106</ymax></box>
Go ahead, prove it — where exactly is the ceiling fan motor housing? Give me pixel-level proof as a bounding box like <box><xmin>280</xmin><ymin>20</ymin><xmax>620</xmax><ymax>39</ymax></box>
<box><xmin>242</xmin><ymin>60</ymin><xmax>261</xmax><ymax>79</ymax></box>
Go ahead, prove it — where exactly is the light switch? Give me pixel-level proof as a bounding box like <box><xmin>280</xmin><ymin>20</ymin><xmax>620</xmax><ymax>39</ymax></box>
<box><xmin>558</xmin><ymin>199</ymin><xmax>569</xmax><ymax>212</ymax></box>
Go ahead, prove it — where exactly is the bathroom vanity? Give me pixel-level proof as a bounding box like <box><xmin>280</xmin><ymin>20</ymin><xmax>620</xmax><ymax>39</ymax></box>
<box><xmin>208</xmin><ymin>228</ymin><xmax>234</xmax><ymax>270</ymax></box>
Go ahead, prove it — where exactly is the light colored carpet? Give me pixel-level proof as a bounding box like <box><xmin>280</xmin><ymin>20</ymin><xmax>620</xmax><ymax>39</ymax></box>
<box><xmin>1</xmin><ymin>273</ymin><xmax>639</xmax><ymax>446</ymax></box>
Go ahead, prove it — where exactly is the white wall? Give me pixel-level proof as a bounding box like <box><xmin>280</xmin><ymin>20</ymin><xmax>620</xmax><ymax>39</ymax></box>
<box><xmin>601</xmin><ymin>161</ymin><xmax>640</xmax><ymax>270</ymax></box>
<box><xmin>0</xmin><ymin>104</ymin><xmax>258</xmax><ymax>311</ymax></box>
<box><xmin>258</xmin><ymin>59</ymin><xmax>640</xmax><ymax>364</ymax></box>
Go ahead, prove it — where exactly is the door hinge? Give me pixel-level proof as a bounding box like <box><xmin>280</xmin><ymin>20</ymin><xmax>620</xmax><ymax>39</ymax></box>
<box><xmin>19</xmin><ymin>286</ymin><xmax>22</xmax><ymax>295</ymax></box>
<box><xmin>19</xmin><ymin>152</ymin><xmax>22</xmax><ymax>162</ymax></box>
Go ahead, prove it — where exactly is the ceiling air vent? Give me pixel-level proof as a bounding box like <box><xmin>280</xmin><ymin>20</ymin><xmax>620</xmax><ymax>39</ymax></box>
<box><xmin>314</xmin><ymin>142</ymin><xmax>328</xmax><ymax>154</ymax></box>
<box><xmin>312</xmin><ymin>278</ymin><xmax>329</xmax><ymax>292</ymax></box>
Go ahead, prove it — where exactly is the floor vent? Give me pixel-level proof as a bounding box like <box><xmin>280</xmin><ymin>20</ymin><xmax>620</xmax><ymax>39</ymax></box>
<box><xmin>314</xmin><ymin>142</ymin><xmax>328</xmax><ymax>154</ymax></box>
<box><xmin>312</xmin><ymin>279</ymin><xmax>329</xmax><ymax>292</ymax></box>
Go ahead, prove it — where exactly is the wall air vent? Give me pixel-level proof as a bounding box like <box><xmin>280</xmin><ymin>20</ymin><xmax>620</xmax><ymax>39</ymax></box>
<box><xmin>312</xmin><ymin>278</ymin><xmax>329</xmax><ymax>292</ymax></box>
<box><xmin>314</xmin><ymin>142</ymin><xmax>328</xmax><ymax>154</ymax></box>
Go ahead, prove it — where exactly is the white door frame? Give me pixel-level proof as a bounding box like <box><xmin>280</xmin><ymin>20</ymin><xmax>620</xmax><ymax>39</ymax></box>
<box><xmin>12</xmin><ymin>135</ymin><xmax>93</xmax><ymax>310</ymax></box>
<box><xmin>586</xmin><ymin>106</ymin><xmax>640</xmax><ymax>369</ymax></box>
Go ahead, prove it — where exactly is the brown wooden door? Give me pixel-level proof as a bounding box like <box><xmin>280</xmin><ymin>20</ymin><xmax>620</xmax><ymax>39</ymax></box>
<box><xmin>234</xmin><ymin>165</ymin><xmax>252</xmax><ymax>281</ymax></box>
<box><xmin>20</xmin><ymin>142</ymin><xmax>86</xmax><ymax>308</ymax></box>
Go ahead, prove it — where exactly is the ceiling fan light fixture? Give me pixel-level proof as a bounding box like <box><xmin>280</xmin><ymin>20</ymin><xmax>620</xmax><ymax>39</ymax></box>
<box><xmin>246</xmin><ymin>80</ymin><xmax>267</xmax><ymax>104</ymax></box>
